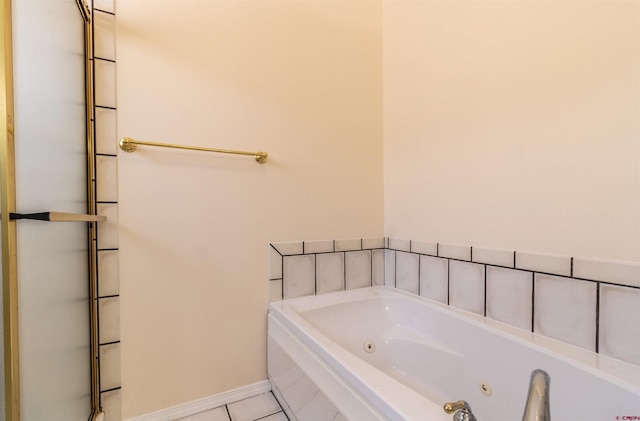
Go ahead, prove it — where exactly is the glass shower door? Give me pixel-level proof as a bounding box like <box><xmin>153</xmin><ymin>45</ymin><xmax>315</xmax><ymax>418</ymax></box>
<box><xmin>10</xmin><ymin>0</ymin><xmax>92</xmax><ymax>419</ymax></box>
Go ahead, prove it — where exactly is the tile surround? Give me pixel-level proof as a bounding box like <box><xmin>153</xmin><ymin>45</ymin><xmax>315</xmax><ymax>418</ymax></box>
<box><xmin>271</xmin><ymin>237</ymin><xmax>640</xmax><ymax>366</ymax></box>
<box><xmin>448</xmin><ymin>260</ymin><xmax>485</xmax><ymax>315</ymax></box>
<box><xmin>91</xmin><ymin>2</ymin><xmax>121</xmax><ymax>417</ymax></box>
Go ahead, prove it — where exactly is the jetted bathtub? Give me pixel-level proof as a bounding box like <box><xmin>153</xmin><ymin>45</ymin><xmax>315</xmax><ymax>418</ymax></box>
<box><xmin>268</xmin><ymin>286</ymin><xmax>640</xmax><ymax>421</ymax></box>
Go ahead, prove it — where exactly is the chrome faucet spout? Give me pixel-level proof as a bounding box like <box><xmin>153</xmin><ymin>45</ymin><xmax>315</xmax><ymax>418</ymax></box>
<box><xmin>522</xmin><ymin>369</ymin><xmax>551</xmax><ymax>421</ymax></box>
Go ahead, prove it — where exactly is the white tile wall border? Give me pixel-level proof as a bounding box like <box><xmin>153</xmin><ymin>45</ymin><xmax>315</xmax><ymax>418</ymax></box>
<box><xmin>269</xmin><ymin>237</ymin><xmax>640</xmax><ymax>366</ymax></box>
<box><xmin>92</xmin><ymin>3</ymin><xmax>121</xmax><ymax>419</ymax></box>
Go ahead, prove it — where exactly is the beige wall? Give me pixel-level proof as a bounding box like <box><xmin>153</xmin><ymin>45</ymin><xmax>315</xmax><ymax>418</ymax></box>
<box><xmin>383</xmin><ymin>0</ymin><xmax>640</xmax><ymax>262</ymax></box>
<box><xmin>116</xmin><ymin>1</ymin><xmax>383</xmax><ymax>417</ymax></box>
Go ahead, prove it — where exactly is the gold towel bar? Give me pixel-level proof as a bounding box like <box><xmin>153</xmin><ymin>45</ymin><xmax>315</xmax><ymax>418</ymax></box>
<box><xmin>119</xmin><ymin>137</ymin><xmax>268</xmax><ymax>164</ymax></box>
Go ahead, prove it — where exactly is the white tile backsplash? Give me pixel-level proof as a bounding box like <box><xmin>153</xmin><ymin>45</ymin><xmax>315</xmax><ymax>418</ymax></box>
<box><xmin>384</xmin><ymin>249</ymin><xmax>396</xmax><ymax>287</ymax></box>
<box><xmin>411</xmin><ymin>240</ymin><xmax>437</xmax><ymax>256</ymax></box>
<box><xmin>335</xmin><ymin>238</ymin><xmax>362</xmax><ymax>252</ymax></box>
<box><xmin>99</xmin><ymin>343</ymin><xmax>121</xmax><ymax>391</ymax></box>
<box><xmin>272</xmin><ymin>242</ymin><xmax>303</xmax><ymax>256</ymax></box>
<box><xmin>98</xmin><ymin>250</ymin><xmax>119</xmax><ymax>296</ymax></box>
<box><xmin>316</xmin><ymin>253</ymin><xmax>345</xmax><ymax>294</ymax></box>
<box><xmin>573</xmin><ymin>258</ymin><xmax>640</xmax><ymax>288</ymax></box>
<box><xmin>419</xmin><ymin>255</ymin><xmax>448</xmax><ymax>304</ymax></box>
<box><xmin>97</xmin><ymin>203</ymin><xmax>119</xmax><ymax>249</ymax></box>
<box><xmin>101</xmin><ymin>388</ymin><xmax>121</xmax><ymax>421</ymax></box>
<box><xmin>96</xmin><ymin>155</ymin><xmax>118</xmax><ymax>202</ymax></box>
<box><xmin>472</xmin><ymin>247</ymin><xmax>514</xmax><ymax>268</ymax></box>
<box><xmin>94</xmin><ymin>59</ymin><xmax>117</xmax><ymax>108</ymax></box>
<box><xmin>516</xmin><ymin>251</ymin><xmax>571</xmax><ymax>277</ymax></box>
<box><xmin>269</xmin><ymin>279</ymin><xmax>283</xmax><ymax>303</ymax></box>
<box><xmin>599</xmin><ymin>284</ymin><xmax>640</xmax><ymax>365</ymax></box>
<box><xmin>98</xmin><ymin>297</ymin><xmax>120</xmax><ymax>344</ymax></box>
<box><xmin>283</xmin><ymin>255</ymin><xmax>315</xmax><ymax>299</ymax></box>
<box><xmin>449</xmin><ymin>261</ymin><xmax>485</xmax><ymax>314</ymax></box>
<box><xmin>345</xmin><ymin>250</ymin><xmax>371</xmax><ymax>290</ymax></box>
<box><xmin>486</xmin><ymin>267</ymin><xmax>532</xmax><ymax>331</ymax></box>
<box><xmin>94</xmin><ymin>0</ymin><xmax>115</xmax><ymax>13</ymax></box>
<box><xmin>268</xmin><ymin>237</ymin><xmax>640</xmax><ymax>363</ymax></box>
<box><xmin>93</xmin><ymin>10</ymin><xmax>116</xmax><ymax>60</ymax></box>
<box><xmin>439</xmin><ymin>243</ymin><xmax>471</xmax><ymax>261</ymax></box>
<box><xmin>388</xmin><ymin>238</ymin><xmax>410</xmax><ymax>252</ymax></box>
<box><xmin>269</xmin><ymin>246</ymin><xmax>282</xmax><ymax>280</ymax></box>
<box><xmin>362</xmin><ymin>237</ymin><xmax>385</xmax><ymax>249</ymax></box>
<box><xmin>395</xmin><ymin>251</ymin><xmax>419</xmax><ymax>294</ymax></box>
<box><xmin>95</xmin><ymin>107</ymin><xmax>118</xmax><ymax>155</ymax></box>
<box><xmin>372</xmin><ymin>249</ymin><xmax>385</xmax><ymax>286</ymax></box>
<box><xmin>304</xmin><ymin>240</ymin><xmax>334</xmax><ymax>254</ymax></box>
<box><xmin>534</xmin><ymin>274</ymin><xmax>597</xmax><ymax>351</ymax></box>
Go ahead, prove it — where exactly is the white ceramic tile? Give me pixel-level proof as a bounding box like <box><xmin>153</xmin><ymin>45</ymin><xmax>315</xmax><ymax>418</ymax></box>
<box><xmin>271</xmin><ymin>242</ymin><xmax>303</xmax><ymax>256</ymax></box>
<box><xmin>304</xmin><ymin>240</ymin><xmax>334</xmax><ymax>254</ymax></box>
<box><xmin>438</xmin><ymin>243</ymin><xmax>471</xmax><ymax>261</ymax></box>
<box><xmin>316</xmin><ymin>253</ymin><xmax>344</xmax><ymax>294</ymax></box>
<box><xmin>372</xmin><ymin>249</ymin><xmax>385</xmax><ymax>286</ymax></box>
<box><xmin>227</xmin><ymin>392</ymin><xmax>281</xmax><ymax>421</ymax></box>
<box><xmin>345</xmin><ymin>250</ymin><xmax>371</xmax><ymax>290</ymax></box>
<box><xmin>97</xmin><ymin>203</ymin><xmax>118</xmax><ymax>249</ymax></box>
<box><xmin>94</xmin><ymin>0</ymin><xmax>114</xmax><ymax>13</ymax></box>
<box><xmin>101</xmin><ymin>388</ymin><xmax>121</xmax><ymax>421</ymax></box>
<box><xmin>283</xmin><ymin>255</ymin><xmax>315</xmax><ymax>299</ymax></box>
<box><xmin>388</xmin><ymin>238</ymin><xmax>410</xmax><ymax>252</ymax></box>
<box><xmin>260</xmin><ymin>412</ymin><xmax>288</xmax><ymax>421</ymax></box>
<box><xmin>93</xmin><ymin>0</ymin><xmax>116</xmax><ymax>13</ymax></box>
<box><xmin>411</xmin><ymin>240</ymin><xmax>437</xmax><ymax>256</ymax></box>
<box><xmin>99</xmin><ymin>343</ymin><xmax>121</xmax><ymax>391</ymax></box>
<box><xmin>335</xmin><ymin>238</ymin><xmax>361</xmax><ymax>251</ymax></box>
<box><xmin>384</xmin><ymin>237</ymin><xmax>389</xmax><ymax>248</ymax></box>
<box><xmin>449</xmin><ymin>261</ymin><xmax>485</xmax><ymax>315</ymax></box>
<box><xmin>362</xmin><ymin>237</ymin><xmax>385</xmax><ymax>249</ymax></box>
<box><xmin>95</xmin><ymin>107</ymin><xmax>117</xmax><ymax>155</ymax></box>
<box><xmin>178</xmin><ymin>406</ymin><xmax>230</xmax><ymax>421</ymax></box>
<box><xmin>472</xmin><ymin>247</ymin><xmax>514</xmax><ymax>268</ymax></box>
<box><xmin>99</xmin><ymin>296</ymin><xmax>120</xmax><ymax>343</ymax></box>
<box><xmin>395</xmin><ymin>251</ymin><xmax>419</xmax><ymax>294</ymax></box>
<box><xmin>573</xmin><ymin>258</ymin><xmax>640</xmax><ymax>288</ymax></box>
<box><xmin>534</xmin><ymin>274</ymin><xmax>597</xmax><ymax>351</ymax></box>
<box><xmin>419</xmin><ymin>255</ymin><xmax>448</xmax><ymax>304</ymax></box>
<box><xmin>96</xmin><ymin>155</ymin><xmax>118</xmax><ymax>202</ymax></box>
<box><xmin>334</xmin><ymin>413</ymin><xmax>348</xmax><ymax>421</ymax></box>
<box><xmin>98</xmin><ymin>250</ymin><xmax>119</xmax><ymax>296</ymax></box>
<box><xmin>385</xmin><ymin>250</ymin><xmax>396</xmax><ymax>287</ymax></box>
<box><xmin>269</xmin><ymin>246</ymin><xmax>282</xmax><ymax>280</ymax></box>
<box><xmin>93</xmin><ymin>10</ymin><xmax>115</xmax><ymax>60</ymax></box>
<box><xmin>486</xmin><ymin>267</ymin><xmax>533</xmax><ymax>331</ymax></box>
<box><xmin>599</xmin><ymin>284</ymin><xmax>640</xmax><ymax>365</ymax></box>
<box><xmin>516</xmin><ymin>251</ymin><xmax>571</xmax><ymax>277</ymax></box>
<box><xmin>95</xmin><ymin>59</ymin><xmax>116</xmax><ymax>108</ymax></box>
<box><xmin>269</xmin><ymin>279</ymin><xmax>283</xmax><ymax>303</ymax></box>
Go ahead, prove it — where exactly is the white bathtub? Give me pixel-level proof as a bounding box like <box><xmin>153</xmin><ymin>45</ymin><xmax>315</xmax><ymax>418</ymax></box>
<box><xmin>268</xmin><ymin>286</ymin><xmax>640</xmax><ymax>421</ymax></box>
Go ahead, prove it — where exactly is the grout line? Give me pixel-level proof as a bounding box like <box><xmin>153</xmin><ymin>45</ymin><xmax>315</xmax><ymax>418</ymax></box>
<box><xmin>483</xmin><ymin>264</ymin><xmax>487</xmax><ymax>317</ymax></box>
<box><xmin>531</xmin><ymin>273</ymin><xmax>536</xmax><ymax>333</ymax></box>
<box><xmin>446</xmin><ymin>258</ymin><xmax>450</xmax><ymax>305</ymax></box>
<box><xmin>94</xmin><ymin>8</ymin><xmax>115</xmax><ymax>16</ymax></box>
<box><xmin>595</xmin><ymin>283</ymin><xmax>600</xmax><ymax>353</ymax></box>
<box><xmin>225</xmin><ymin>405</ymin><xmax>232</xmax><ymax>421</ymax></box>
<box><xmin>100</xmin><ymin>386</ymin><xmax>121</xmax><ymax>394</ymax></box>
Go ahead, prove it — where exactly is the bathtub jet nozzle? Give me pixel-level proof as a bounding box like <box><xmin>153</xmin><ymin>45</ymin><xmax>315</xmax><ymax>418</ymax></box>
<box><xmin>443</xmin><ymin>400</ymin><xmax>477</xmax><ymax>421</ymax></box>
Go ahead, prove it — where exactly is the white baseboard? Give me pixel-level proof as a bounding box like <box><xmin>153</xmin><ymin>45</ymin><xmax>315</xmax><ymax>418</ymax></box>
<box><xmin>124</xmin><ymin>380</ymin><xmax>272</xmax><ymax>421</ymax></box>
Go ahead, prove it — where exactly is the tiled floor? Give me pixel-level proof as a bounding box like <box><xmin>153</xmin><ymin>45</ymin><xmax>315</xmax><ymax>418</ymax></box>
<box><xmin>176</xmin><ymin>392</ymin><xmax>288</xmax><ymax>421</ymax></box>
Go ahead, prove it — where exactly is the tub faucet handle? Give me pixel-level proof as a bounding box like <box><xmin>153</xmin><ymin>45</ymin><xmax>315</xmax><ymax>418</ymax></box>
<box><xmin>443</xmin><ymin>400</ymin><xmax>477</xmax><ymax>421</ymax></box>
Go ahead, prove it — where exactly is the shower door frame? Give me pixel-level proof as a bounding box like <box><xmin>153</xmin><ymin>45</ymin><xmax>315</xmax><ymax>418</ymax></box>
<box><xmin>0</xmin><ymin>1</ymin><xmax>102</xmax><ymax>420</ymax></box>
